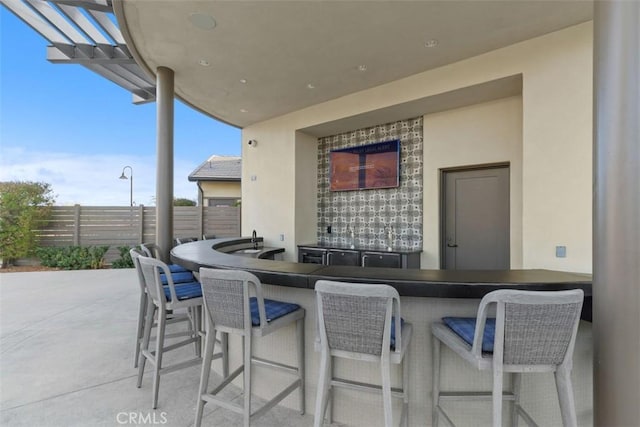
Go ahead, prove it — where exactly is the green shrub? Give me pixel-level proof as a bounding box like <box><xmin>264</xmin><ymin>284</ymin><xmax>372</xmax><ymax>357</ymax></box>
<box><xmin>36</xmin><ymin>246</ymin><xmax>109</xmax><ymax>270</ymax></box>
<box><xmin>112</xmin><ymin>246</ymin><xmax>134</xmax><ymax>269</ymax></box>
<box><xmin>0</xmin><ymin>181</ymin><xmax>55</xmax><ymax>266</ymax></box>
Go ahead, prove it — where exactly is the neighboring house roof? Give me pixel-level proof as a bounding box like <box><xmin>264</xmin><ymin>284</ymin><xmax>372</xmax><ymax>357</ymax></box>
<box><xmin>188</xmin><ymin>156</ymin><xmax>241</xmax><ymax>182</ymax></box>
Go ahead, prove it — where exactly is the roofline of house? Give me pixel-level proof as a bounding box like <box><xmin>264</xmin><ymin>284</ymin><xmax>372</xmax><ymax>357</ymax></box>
<box><xmin>188</xmin><ymin>176</ymin><xmax>241</xmax><ymax>182</ymax></box>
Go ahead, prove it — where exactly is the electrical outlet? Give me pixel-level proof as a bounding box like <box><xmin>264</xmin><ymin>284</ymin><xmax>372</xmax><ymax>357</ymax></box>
<box><xmin>279</xmin><ymin>234</ymin><xmax>285</xmax><ymax>241</ymax></box>
<box><xmin>556</xmin><ymin>246</ymin><xmax>567</xmax><ymax>258</ymax></box>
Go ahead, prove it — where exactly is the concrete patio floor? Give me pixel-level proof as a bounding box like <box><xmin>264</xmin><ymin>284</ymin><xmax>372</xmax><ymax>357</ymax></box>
<box><xmin>0</xmin><ymin>269</ymin><xmax>318</xmax><ymax>427</ymax></box>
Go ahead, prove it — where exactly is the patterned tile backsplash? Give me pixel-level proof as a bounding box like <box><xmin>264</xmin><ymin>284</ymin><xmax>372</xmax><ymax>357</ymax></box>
<box><xmin>317</xmin><ymin>117</ymin><xmax>423</xmax><ymax>251</ymax></box>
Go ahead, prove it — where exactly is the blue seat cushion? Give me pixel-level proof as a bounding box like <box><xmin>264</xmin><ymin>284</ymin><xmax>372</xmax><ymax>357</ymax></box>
<box><xmin>390</xmin><ymin>317</ymin><xmax>404</xmax><ymax>350</ymax></box>
<box><xmin>160</xmin><ymin>271</ymin><xmax>195</xmax><ymax>285</ymax></box>
<box><xmin>442</xmin><ymin>317</ymin><xmax>496</xmax><ymax>353</ymax></box>
<box><xmin>168</xmin><ymin>263</ymin><xmax>189</xmax><ymax>273</ymax></box>
<box><xmin>249</xmin><ymin>297</ymin><xmax>300</xmax><ymax>326</ymax></box>
<box><xmin>164</xmin><ymin>281</ymin><xmax>202</xmax><ymax>301</ymax></box>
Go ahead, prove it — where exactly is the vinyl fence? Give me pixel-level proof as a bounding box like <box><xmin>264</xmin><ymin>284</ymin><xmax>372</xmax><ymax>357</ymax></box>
<box><xmin>33</xmin><ymin>205</ymin><xmax>241</xmax><ymax>263</ymax></box>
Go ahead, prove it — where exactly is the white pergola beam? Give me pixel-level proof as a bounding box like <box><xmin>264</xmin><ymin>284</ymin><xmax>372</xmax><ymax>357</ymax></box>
<box><xmin>88</xmin><ymin>9</ymin><xmax>126</xmax><ymax>46</ymax></box>
<box><xmin>56</xmin><ymin>3</ymin><xmax>112</xmax><ymax>45</ymax></box>
<box><xmin>24</xmin><ymin>0</ymin><xmax>89</xmax><ymax>44</ymax></box>
<box><xmin>1</xmin><ymin>0</ymin><xmax>69</xmax><ymax>44</ymax></box>
<box><xmin>49</xmin><ymin>0</ymin><xmax>112</xmax><ymax>13</ymax></box>
<box><xmin>47</xmin><ymin>45</ymin><xmax>134</xmax><ymax>64</ymax></box>
<box><xmin>103</xmin><ymin>63</ymin><xmax>154</xmax><ymax>89</ymax></box>
<box><xmin>132</xmin><ymin>91</ymin><xmax>155</xmax><ymax>105</ymax></box>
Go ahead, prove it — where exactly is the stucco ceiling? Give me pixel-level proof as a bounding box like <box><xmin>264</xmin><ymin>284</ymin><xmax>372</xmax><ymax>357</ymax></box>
<box><xmin>116</xmin><ymin>1</ymin><xmax>592</xmax><ymax>128</ymax></box>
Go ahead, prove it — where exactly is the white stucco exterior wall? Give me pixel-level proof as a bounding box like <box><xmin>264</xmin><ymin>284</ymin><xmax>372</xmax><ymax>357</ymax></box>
<box><xmin>242</xmin><ymin>22</ymin><xmax>592</xmax><ymax>272</ymax></box>
<box><xmin>422</xmin><ymin>96</ymin><xmax>524</xmax><ymax>269</ymax></box>
<box><xmin>199</xmin><ymin>181</ymin><xmax>241</xmax><ymax>199</ymax></box>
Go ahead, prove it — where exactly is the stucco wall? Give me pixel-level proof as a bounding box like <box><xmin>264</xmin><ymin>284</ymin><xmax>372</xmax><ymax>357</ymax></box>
<box><xmin>242</xmin><ymin>22</ymin><xmax>592</xmax><ymax>272</ymax></box>
<box><xmin>199</xmin><ymin>181</ymin><xmax>241</xmax><ymax>199</ymax></box>
<box><xmin>422</xmin><ymin>96</ymin><xmax>523</xmax><ymax>269</ymax></box>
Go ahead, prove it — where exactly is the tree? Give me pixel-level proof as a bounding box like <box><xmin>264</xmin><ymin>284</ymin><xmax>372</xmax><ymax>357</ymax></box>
<box><xmin>174</xmin><ymin>197</ymin><xmax>196</xmax><ymax>206</ymax></box>
<box><xmin>0</xmin><ymin>181</ymin><xmax>55</xmax><ymax>267</ymax></box>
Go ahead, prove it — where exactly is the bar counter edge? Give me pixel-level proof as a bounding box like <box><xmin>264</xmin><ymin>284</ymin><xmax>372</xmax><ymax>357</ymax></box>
<box><xmin>170</xmin><ymin>237</ymin><xmax>592</xmax><ymax>300</ymax></box>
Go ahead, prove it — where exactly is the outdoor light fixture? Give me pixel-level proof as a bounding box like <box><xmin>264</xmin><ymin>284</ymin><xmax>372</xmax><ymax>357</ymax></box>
<box><xmin>424</xmin><ymin>39</ymin><xmax>439</xmax><ymax>48</ymax></box>
<box><xmin>188</xmin><ymin>12</ymin><xmax>216</xmax><ymax>30</ymax></box>
<box><xmin>119</xmin><ymin>166</ymin><xmax>134</xmax><ymax>207</ymax></box>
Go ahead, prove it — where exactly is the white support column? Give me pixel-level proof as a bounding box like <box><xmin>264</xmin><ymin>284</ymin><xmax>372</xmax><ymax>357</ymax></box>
<box><xmin>155</xmin><ymin>66</ymin><xmax>175</xmax><ymax>261</ymax></box>
<box><xmin>593</xmin><ymin>1</ymin><xmax>640</xmax><ymax>424</ymax></box>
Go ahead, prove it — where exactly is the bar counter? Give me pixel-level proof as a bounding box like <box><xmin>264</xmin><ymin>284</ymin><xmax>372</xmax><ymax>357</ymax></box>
<box><xmin>170</xmin><ymin>237</ymin><xmax>592</xmax><ymax>298</ymax></box>
<box><xmin>170</xmin><ymin>237</ymin><xmax>593</xmax><ymax>426</ymax></box>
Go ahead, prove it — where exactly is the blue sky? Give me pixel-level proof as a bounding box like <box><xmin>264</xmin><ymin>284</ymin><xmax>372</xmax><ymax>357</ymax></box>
<box><xmin>0</xmin><ymin>8</ymin><xmax>241</xmax><ymax>206</ymax></box>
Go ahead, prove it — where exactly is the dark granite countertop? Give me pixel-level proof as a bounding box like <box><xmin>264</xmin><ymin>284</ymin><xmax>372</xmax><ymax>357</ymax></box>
<box><xmin>171</xmin><ymin>238</ymin><xmax>592</xmax><ymax>300</ymax></box>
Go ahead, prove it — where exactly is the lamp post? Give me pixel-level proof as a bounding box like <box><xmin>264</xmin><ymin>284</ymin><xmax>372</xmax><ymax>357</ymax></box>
<box><xmin>119</xmin><ymin>166</ymin><xmax>133</xmax><ymax>207</ymax></box>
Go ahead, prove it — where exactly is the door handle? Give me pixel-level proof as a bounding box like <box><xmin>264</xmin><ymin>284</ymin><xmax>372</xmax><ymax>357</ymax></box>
<box><xmin>361</xmin><ymin>254</ymin><xmax>368</xmax><ymax>267</ymax></box>
<box><xmin>446</xmin><ymin>238</ymin><xmax>458</xmax><ymax>248</ymax></box>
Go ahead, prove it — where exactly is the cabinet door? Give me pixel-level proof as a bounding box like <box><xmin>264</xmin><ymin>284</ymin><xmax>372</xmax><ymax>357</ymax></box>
<box><xmin>298</xmin><ymin>248</ymin><xmax>326</xmax><ymax>264</ymax></box>
<box><xmin>362</xmin><ymin>252</ymin><xmax>401</xmax><ymax>268</ymax></box>
<box><xmin>326</xmin><ymin>250</ymin><xmax>360</xmax><ymax>266</ymax></box>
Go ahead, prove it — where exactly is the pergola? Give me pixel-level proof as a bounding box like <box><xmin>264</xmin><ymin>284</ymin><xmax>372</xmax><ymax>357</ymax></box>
<box><xmin>2</xmin><ymin>0</ymin><xmax>155</xmax><ymax>103</ymax></box>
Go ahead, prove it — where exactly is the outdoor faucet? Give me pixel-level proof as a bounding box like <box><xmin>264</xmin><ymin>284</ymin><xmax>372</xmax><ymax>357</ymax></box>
<box><xmin>385</xmin><ymin>226</ymin><xmax>394</xmax><ymax>251</ymax></box>
<box><xmin>251</xmin><ymin>230</ymin><xmax>258</xmax><ymax>249</ymax></box>
<box><xmin>347</xmin><ymin>225</ymin><xmax>355</xmax><ymax>249</ymax></box>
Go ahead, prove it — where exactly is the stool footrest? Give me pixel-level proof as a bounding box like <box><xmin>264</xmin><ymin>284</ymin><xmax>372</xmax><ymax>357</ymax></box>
<box><xmin>439</xmin><ymin>391</ymin><xmax>516</xmax><ymax>401</ymax></box>
<box><xmin>162</xmin><ymin>336</ymin><xmax>199</xmax><ymax>353</ymax></box>
<box><xmin>140</xmin><ymin>354</ymin><xmax>201</xmax><ymax>373</ymax></box>
<box><xmin>332</xmin><ymin>377</ymin><xmax>405</xmax><ymax>399</ymax></box>
<box><xmin>252</xmin><ymin>356</ymin><xmax>299</xmax><ymax>374</ymax></box>
<box><xmin>436</xmin><ymin>400</ymin><xmax>537</xmax><ymax>427</ymax></box>
<box><xmin>202</xmin><ymin>378</ymin><xmax>302</xmax><ymax>422</ymax></box>
<box><xmin>202</xmin><ymin>394</ymin><xmax>243</xmax><ymax>414</ymax></box>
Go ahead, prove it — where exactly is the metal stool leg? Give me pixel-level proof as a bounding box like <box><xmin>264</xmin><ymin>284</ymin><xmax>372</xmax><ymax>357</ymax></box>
<box><xmin>152</xmin><ymin>308</ymin><xmax>167</xmax><ymax>409</ymax></box>
<box><xmin>314</xmin><ymin>350</ymin><xmax>331</xmax><ymax>427</ymax></box>
<box><xmin>381</xmin><ymin>359</ymin><xmax>393</xmax><ymax>427</ymax></box>
<box><xmin>134</xmin><ymin>292</ymin><xmax>147</xmax><ymax>368</ymax></box>
<box><xmin>195</xmin><ymin>320</ymin><xmax>216</xmax><ymax>427</ymax></box>
<box><xmin>511</xmin><ymin>372</ymin><xmax>522</xmax><ymax>427</ymax></box>
<box><xmin>492</xmin><ymin>367</ymin><xmax>504</xmax><ymax>427</ymax></box>
<box><xmin>555</xmin><ymin>367</ymin><xmax>578</xmax><ymax>427</ymax></box>
<box><xmin>243</xmin><ymin>334</ymin><xmax>252</xmax><ymax>427</ymax></box>
<box><xmin>432</xmin><ymin>336</ymin><xmax>441</xmax><ymax>427</ymax></box>
<box><xmin>137</xmin><ymin>301</ymin><xmax>155</xmax><ymax>388</ymax></box>
<box><xmin>297</xmin><ymin>317</ymin><xmax>306</xmax><ymax>415</ymax></box>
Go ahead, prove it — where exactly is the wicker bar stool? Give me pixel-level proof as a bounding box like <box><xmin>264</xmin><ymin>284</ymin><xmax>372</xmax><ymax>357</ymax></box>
<box><xmin>175</xmin><ymin>237</ymin><xmax>198</xmax><ymax>245</ymax></box>
<box><xmin>314</xmin><ymin>280</ymin><xmax>413</xmax><ymax>427</ymax></box>
<box><xmin>195</xmin><ymin>268</ymin><xmax>305</xmax><ymax>427</ymax></box>
<box><xmin>431</xmin><ymin>289</ymin><xmax>584</xmax><ymax>427</ymax></box>
<box><xmin>139</xmin><ymin>243</ymin><xmax>194</xmax><ymax>282</ymax></box>
<box><xmin>135</xmin><ymin>255</ymin><xmax>225</xmax><ymax>409</ymax></box>
<box><xmin>130</xmin><ymin>248</ymin><xmax>195</xmax><ymax>368</ymax></box>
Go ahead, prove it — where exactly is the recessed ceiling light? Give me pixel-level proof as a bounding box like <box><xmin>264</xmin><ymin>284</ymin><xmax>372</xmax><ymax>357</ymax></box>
<box><xmin>189</xmin><ymin>12</ymin><xmax>216</xmax><ymax>30</ymax></box>
<box><xmin>424</xmin><ymin>39</ymin><xmax>439</xmax><ymax>48</ymax></box>
<box><xmin>240</xmin><ymin>108</ymin><xmax>248</xmax><ymax>113</ymax></box>
<box><xmin>357</xmin><ymin>64</ymin><xmax>367</xmax><ymax>72</ymax></box>
<box><xmin>198</xmin><ymin>59</ymin><xmax>210</xmax><ymax>66</ymax></box>
<box><xmin>240</xmin><ymin>79</ymin><xmax>248</xmax><ymax>84</ymax></box>
<box><xmin>307</xmin><ymin>83</ymin><xmax>315</xmax><ymax>89</ymax></box>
